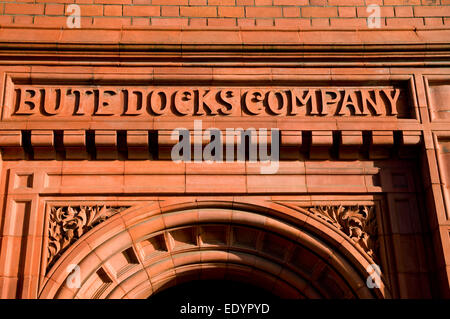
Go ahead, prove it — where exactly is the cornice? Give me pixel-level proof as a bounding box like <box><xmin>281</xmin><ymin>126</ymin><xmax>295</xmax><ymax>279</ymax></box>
<box><xmin>0</xmin><ymin>26</ymin><xmax>449</xmax><ymax>66</ymax></box>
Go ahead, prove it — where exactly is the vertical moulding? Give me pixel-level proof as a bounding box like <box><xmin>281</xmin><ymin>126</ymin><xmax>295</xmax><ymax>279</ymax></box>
<box><xmin>8</xmin><ymin>200</ymin><xmax>32</xmax><ymax>298</ymax></box>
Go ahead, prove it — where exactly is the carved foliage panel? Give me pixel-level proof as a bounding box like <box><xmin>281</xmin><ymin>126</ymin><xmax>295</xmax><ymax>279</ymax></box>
<box><xmin>46</xmin><ymin>205</ymin><xmax>130</xmax><ymax>272</ymax></box>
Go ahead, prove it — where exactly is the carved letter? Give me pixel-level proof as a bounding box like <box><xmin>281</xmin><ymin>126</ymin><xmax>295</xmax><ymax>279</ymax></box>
<box><xmin>267</xmin><ymin>90</ymin><xmax>288</xmax><ymax>115</ymax></box>
<box><xmin>42</xmin><ymin>88</ymin><xmax>65</xmax><ymax>115</ymax></box>
<box><xmin>149</xmin><ymin>90</ymin><xmax>169</xmax><ymax>115</ymax></box>
<box><xmin>244</xmin><ymin>89</ymin><xmax>265</xmax><ymax>115</ymax></box>
<box><xmin>124</xmin><ymin>89</ymin><xmax>144</xmax><ymax>115</ymax></box>
<box><xmin>320</xmin><ymin>89</ymin><xmax>341</xmax><ymax>115</ymax></box>
<box><xmin>360</xmin><ymin>89</ymin><xmax>382</xmax><ymax>115</ymax></box>
<box><xmin>174</xmin><ymin>90</ymin><xmax>195</xmax><ymax>115</ymax></box>
<box><xmin>70</xmin><ymin>89</ymin><xmax>94</xmax><ymax>115</ymax></box>
<box><xmin>197</xmin><ymin>89</ymin><xmax>220</xmax><ymax>115</ymax></box>
<box><xmin>14</xmin><ymin>88</ymin><xmax>40</xmax><ymax>115</ymax></box>
<box><xmin>291</xmin><ymin>89</ymin><xmax>318</xmax><ymax>115</ymax></box>
<box><xmin>218</xmin><ymin>89</ymin><xmax>239</xmax><ymax>115</ymax></box>
<box><xmin>338</xmin><ymin>89</ymin><xmax>361</xmax><ymax>115</ymax></box>
<box><xmin>382</xmin><ymin>88</ymin><xmax>400</xmax><ymax>115</ymax></box>
<box><xmin>95</xmin><ymin>89</ymin><xmax>119</xmax><ymax>115</ymax></box>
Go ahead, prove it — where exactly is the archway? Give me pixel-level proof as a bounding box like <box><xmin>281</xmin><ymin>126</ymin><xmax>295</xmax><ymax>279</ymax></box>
<box><xmin>38</xmin><ymin>200</ymin><xmax>390</xmax><ymax>299</ymax></box>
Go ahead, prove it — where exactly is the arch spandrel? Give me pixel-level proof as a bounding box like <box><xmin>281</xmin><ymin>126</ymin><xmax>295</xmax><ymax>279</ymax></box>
<box><xmin>38</xmin><ymin>199</ymin><xmax>390</xmax><ymax>299</ymax></box>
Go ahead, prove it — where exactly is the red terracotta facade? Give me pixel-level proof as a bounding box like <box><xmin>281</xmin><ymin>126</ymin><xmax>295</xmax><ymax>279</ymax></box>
<box><xmin>0</xmin><ymin>0</ymin><xmax>450</xmax><ymax>299</ymax></box>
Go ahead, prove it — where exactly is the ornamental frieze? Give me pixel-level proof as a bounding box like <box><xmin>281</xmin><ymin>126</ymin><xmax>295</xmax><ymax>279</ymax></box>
<box><xmin>6</xmin><ymin>86</ymin><xmax>409</xmax><ymax>119</ymax></box>
<box><xmin>47</xmin><ymin>205</ymin><xmax>130</xmax><ymax>272</ymax></box>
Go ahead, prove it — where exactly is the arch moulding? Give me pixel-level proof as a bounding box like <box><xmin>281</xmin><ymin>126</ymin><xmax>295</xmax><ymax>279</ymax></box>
<box><xmin>38</xmin><ymin>199</ymin><xmax>390</xmax><ymax>299</ymax></box>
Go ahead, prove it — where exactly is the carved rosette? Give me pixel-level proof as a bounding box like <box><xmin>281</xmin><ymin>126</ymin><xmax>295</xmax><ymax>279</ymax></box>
<box><xmin>47</xmin><ymin>205</ymin><xmax>129</xmax><ymax>271</ymax></box>
<box><xmin>309</xmin><ymin>205</ymin><xmax>378</xmax><ymax>262</ymax></box>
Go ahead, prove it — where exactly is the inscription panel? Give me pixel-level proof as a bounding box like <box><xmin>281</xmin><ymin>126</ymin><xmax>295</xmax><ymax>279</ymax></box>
<box><xmin>1</xmin><ymin>80</ymin><xmax>414</xmax><ymax>120</ymax></box>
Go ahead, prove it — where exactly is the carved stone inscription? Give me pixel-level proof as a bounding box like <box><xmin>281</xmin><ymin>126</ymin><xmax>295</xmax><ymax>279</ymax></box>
<box><xmin>9</xmin><ymin>86</ymin><xmax>405</xmax><ymax>118</ymax></box>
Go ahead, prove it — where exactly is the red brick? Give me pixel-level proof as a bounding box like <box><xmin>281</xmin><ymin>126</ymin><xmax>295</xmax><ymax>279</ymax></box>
<box><xmin>386</xmin><ymin>17</ymin><xmax>424</xmax><ymax>27</ymax></box>
<box><xmin>207</xmin><ymin>18</ymin><xmax>236</xmax><ymax>27</ymax></box>
<box><xmin>153</xmin><ymin>0</ymin><xmax>187</xmax><ymax>4</ymax></box>
<box><xmin>328</xmin><ymin>0</ymin><xmax>364</xmax><ymax>5</ymax></box>
<box><xmin>34</xmin><ymin>16</ymin><xmax>67</xmax><ymax>26</ymax></box>
<box><xmin>132</xmin><ymin>0</ymin><xmax>152</xmax><ymax>4</ymax></box>
<box><xmin>424</xmin><ymin>17</ymin><xmax>444</xmax><ymax>26</ymax></box>
<box><xmin>151</xmin><ymin>17</ymin><xmax>188</xmax><ymax>26</ymax></box>
<box><xmin>311</xmin><ymin>18</ymin><xmax>329</xmax><ymax>27</ymax></box>
<box><xmin>5</xmin><ymin>3</ymin><xmax>44</xmax><ymax>15</ymax></box>
<box><xmin>255</xmin><ymin>18</ymin><xmax>274</xmax><ymax>26</ymax></box>
<box><xmin>209</xmin><ymin>0</ymin><xmax>235</xmax><ymax>4</ymax></box>
<box><xmin>162</xmin><ymin>6</ymin><xmax>179</xmax><ymax>17</ymax></box>
<box><xmin>218</xmin><ymin>6</ymin><xmax>244</xmax><ymax>18</ymax></box>
<box><xmin>255</xmin><ymin>0</ymin><xmax>272</xmax><ymax>5</ymax></box>
<box><xmin>0</xmin><ymin>16</ymin><xmax>14</xmax><ymax>26</ymax></box>
<box><xmin>414</xmin><ymin>6</ymin><xmax>450</xmax><ymax>17</ymax></box>
<box><xmin>13</xmin><ymin>15</ymin><xmax>34</xmax><ymax>24</ymax></box>
<box><xmin>45</xmin><ymin>4</ymin><xmax>65</xmax><ymax>15</ymax></box>
<box><xmin>330</xmin><ymin>18</ymin><xmax>367</xmax><ymax>28</ymax></box>
<box><xmin>189</xmin><ymin>0</ymin><xmax>207</xmax><ymax>4</ymax></box>
<box><xmin>273</xmin><ymin>0</ymin><xmax>308</xmax><ymax>5</ymax></box>
<box><xmin>36</xmin><ymin>0</ymin><xmax>73</xmax><ymax>3</ymax></box>
<box><xmin>73</xmin><ymin>0</ymin><xmax>95</xmax><ymax>3</ymax></box>
<box><xmin>237</xmin><ymin>18</ymin><xmax>255</xmax><ymax>26</ymax></box>
<box><xmin>309</xmin><ymin>0</ymin><xmax>326</xmax><ymax>5</ymax></box>
<box><xmin>94</xmin><ymin>0</ymin><xmax>131</xmax><ymax>3</ymax></box>
<box><xmin>189</xmin><ymin>17</ymin><xmax>207</xmax><ymax>26</ymax></box>
<box><xmin>357</xmin><ymin>6</ymin><xmax>394</xmax><ymax>17</ymax></box>
<box><xmin>123</xmin><ymin>5</ymin><xmax>160</xmax><ymax>17</ymax></box>
<box><xmin>104</xmin><ymin>5</ymin><xmax>122</xmax><ymax>16</ymax></box>
<box><xmin>302</xmin><ymin>7</ymin><xmax>337</xmax><ymax>18</ymax></box>
<box><xmin>338</xmin><ymin>7</ymin><xmax>356</xmax><ymax>18</ymax></box>
<box><xmin>283</xmin><ymin>7</ymin><xmax>300</xmax><ymax>18</ymax></box>
<box><xmin>75</xmin><ymin>4</ymin><xmax>104</xmax><ymax>16</ymax></box>
<box><xmin>92</xmin><ymin>17</ymin><xmax>131</xmax><ymax>27</ymax></box>
<box><xmin>395</xmin><ymin>6</ymin><xmax>413</xmax><ymax>17</ymax></box>
<box><xmin>275</xmin><ymin>18</ymin><xmax>310</xmax><ymax>27</ymax></box>
<box><xmin>132</xmin><ymin>17</ymin><xmax>150</xmax><ymax>25</ymax></box>
<box><xmin>246</xmin><ymin>7</ymin><xmax>282</xmax><ymax>18</ymax></box>
<box><xmin>384</xmin><ymin>0</ymin><xmax>420</xmax><ymax>4</ymax></box>
<box><xmin>180</xmin><ymin>6</ymin><xmax>217</xmax><ymax>17</ymax></box>
<box><xmin>237</xmin><ymin>0</ymin><xmax>254</xmax><ymax>4</ymax></box>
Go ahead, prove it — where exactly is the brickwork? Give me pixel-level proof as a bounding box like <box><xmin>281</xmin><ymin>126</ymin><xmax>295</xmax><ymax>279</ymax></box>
<box><xmin>0</xmin><ymin>0</ymin><xmax>449</xmax><ymax>28</ymax></box>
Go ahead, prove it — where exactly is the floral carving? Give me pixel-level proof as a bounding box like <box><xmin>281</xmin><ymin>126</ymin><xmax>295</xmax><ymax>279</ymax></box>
<box><xmin>309</xmin><ymin>205</ymin><xmax>378</xmax><ymax>261</ymax></box>
<box><xmin>47</xmin><ymin>205</ymin><xmax>129</xmax><ymax>271</ymax></box>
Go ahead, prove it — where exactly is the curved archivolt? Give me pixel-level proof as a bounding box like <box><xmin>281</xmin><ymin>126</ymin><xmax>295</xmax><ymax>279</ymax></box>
<box><xmin>38</xmin><ymin>200</ymin><xmax>390</xmax><ymax>299</ymax></box>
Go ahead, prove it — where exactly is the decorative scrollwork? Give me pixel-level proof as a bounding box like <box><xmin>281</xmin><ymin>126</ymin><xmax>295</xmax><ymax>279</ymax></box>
<box><xmin>309</xmin><ymin>205</ymin><xmax>379</xmax><ymax>262</ymax></box>
<box><xmin>47</xmin><ymin>205</ymin><xmax>129</xmax><ymax>271</ymax></box>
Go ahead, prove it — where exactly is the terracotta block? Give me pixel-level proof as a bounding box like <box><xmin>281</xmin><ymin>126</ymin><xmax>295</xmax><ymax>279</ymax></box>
<box><xmin>95</xmin><ymin>130</ymin><xmax>117</xmax><ymax>160</ymax></box>
<box><xmin>126</xmin><ymin>130</ymin><xmax>149</xmax><ymax>160</ymax></box>
<box><xmin>339</xmin><ymin>131</ymin><xmax>363</xmax><ymax>160</ymax></box>
<box><xmin>0</xmin><ymin>130</ymin><xmax>24</xmax><ymax>159</ymax></box>
<box><xmin>371</xmin><ymin>131</ymin><xmax>394</xmax><ymax>146</ymax></box>
<box><xmin>63</xmin><ymin>130</ymin><xmax>88</xmax><ymax>160</ymax></box>
<box><xmin>31</xmin><ymin>130</ymin><xmax>55</xmax><ymax>160</ymax></box>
